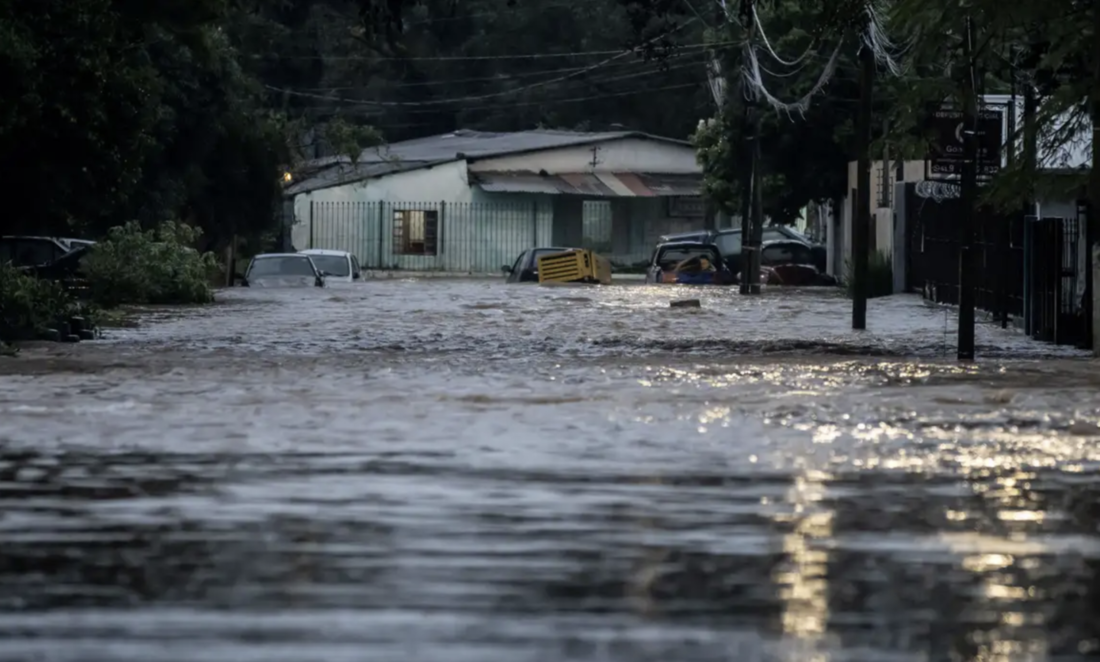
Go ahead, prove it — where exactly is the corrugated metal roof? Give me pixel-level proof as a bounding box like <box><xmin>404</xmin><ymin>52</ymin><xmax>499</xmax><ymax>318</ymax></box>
<box><xmin>287</xmin><ymin>129</ymin><xmax>697</xmax><ymax>196</ymax></box>
<box><xmin>472</xmin><ymin>171</ymin><xmax>702</xmax><ymax>196</ymax></box>
<box><xmin>284</xmin><ymin>160</ymin><xmax>437</xmax><ymax>196</ymax></box>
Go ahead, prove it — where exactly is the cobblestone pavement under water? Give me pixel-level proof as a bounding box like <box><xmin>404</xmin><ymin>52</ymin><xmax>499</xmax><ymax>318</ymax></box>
<box><xmin>1</xmin><ymin>280</ymin><xmax>1099</xmax><ymax>662</ymax></box>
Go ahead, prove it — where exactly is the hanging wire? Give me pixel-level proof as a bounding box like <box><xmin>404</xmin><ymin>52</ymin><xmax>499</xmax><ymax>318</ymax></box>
<box><xmin>863</xmin><ymin>1</ymin><xmax>910</xmax><ymax>77</ymax></box>
<box><xmin>752</xmin><ymin>3</ymin><xmax>817</xmax><ymax>68</ymax></box>
<box><xmin>741</xmin><ymin>40</ymin><xmax>844</xmax><ymax>116</ymax></box>
<box><xmin>707</xmin><ymin>57</ymin><xmax>726</xmax><ymax>106</ymax></box>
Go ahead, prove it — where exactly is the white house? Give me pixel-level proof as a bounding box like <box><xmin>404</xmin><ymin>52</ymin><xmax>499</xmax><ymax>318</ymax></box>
<box><xmin>283</xmin><ymin>129</ymin><xmax>712</xmax><ymax>272</ymax></box>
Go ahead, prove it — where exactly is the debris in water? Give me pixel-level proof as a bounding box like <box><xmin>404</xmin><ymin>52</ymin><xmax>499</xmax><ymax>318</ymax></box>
<box><xmin>670</xmin><ymin>299</ymin><xmax>701</xmax><ymax>308</ymax></box>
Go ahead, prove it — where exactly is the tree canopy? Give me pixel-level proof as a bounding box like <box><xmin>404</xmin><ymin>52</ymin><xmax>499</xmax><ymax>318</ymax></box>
<box><xmin>2</xmin><ymin>0</ymin><xmax>1096</xmax><ymax>242</ymax></box>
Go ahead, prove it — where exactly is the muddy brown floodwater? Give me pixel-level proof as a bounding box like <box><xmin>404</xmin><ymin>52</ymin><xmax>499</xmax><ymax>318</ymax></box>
<box><xmin>1</xmin><ymin>280</ymin><xmax>1099</xmax><ymax>662</ymax></box>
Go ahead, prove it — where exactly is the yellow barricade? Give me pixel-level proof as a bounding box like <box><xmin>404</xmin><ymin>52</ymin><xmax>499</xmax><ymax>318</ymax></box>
<box><xmin>536</xmin><ymin>249</ymin><xmax>612</xmax><ymax>285</ymax></box>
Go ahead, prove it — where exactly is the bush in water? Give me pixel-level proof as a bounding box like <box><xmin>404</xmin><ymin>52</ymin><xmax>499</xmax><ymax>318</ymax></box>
<box><xmin>0</xmin><ymin>264</ymin><xmax>78</xmax><ymax>344</ymax></box>
<box><xmin>83</xmin><ymin>221</ymin><xmax>219</xmax><ymax>307</ymax></box>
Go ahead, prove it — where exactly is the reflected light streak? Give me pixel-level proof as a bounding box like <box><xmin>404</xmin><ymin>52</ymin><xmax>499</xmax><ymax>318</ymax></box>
<box><xmin>774</xmin><ymin>471</ymin><xmax>833</xmax><ymax>661</ymax></box>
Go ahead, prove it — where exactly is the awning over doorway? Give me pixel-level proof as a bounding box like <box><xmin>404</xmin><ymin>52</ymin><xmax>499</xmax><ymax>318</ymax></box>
<box><xmin>471</xmin><ymin>171</ymin><xmax>702</xmax><ymax>196</ymax></box>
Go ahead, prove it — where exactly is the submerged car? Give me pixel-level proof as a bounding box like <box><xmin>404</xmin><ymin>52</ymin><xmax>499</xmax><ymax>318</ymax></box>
<box><xmin>242</xmin><ymin>253</ymin><xmax>325</xmax><ymax>287</ymax></box>
<box><xmin>1</xmin><ymin>236</ymin><xmax>95</xmax><ymax>268</ymax></box>
<box><xmin>644</xmin><ymin>242</ymin><xmax>736</xmax><ymax>285</ymax></box>
<box><xmin>503</xmin><ymin>247</ymin><xmax>581</xmax><ymax>283</ymax></box>
<box><xmin>19</xmin><ymin>244</ymin><xmax>93</xmax><ymax>294</ymax></box>
<box><xmin>658</xmin><ymin>226</ymin><xmax>826</xmax><ymax>273</ymax></box>
<box><xmin>299</xmin><ymin>248</ymin><xmax>361</xmax><ymax>282</ymax></box>
<box><xmin>757</xmin><ymin>240</ymin><xmax>838</xmax><ymax>286</ymax></box>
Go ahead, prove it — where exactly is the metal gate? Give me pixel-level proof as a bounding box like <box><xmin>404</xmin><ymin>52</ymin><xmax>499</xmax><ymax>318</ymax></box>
<box><xmin>1024</xmin><ymin>215</ymin><xmax>1085</xmax><ymax>346</ymax></box>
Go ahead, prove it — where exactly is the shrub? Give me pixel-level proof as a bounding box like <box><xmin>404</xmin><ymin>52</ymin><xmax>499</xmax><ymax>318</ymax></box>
<box><xmin>83</xmin><ymin>221</ymin><xmax>219</xmax><ymax>307</ymax></box>
<box><xmin>0</xmin><ymin>264</ymin><xmax>78</xmax><ymax>342</ymax></box>
<box><xmin>844</xmin><ymin>250</ymin><xmax>894</xmax><ymax>299</ymax></box>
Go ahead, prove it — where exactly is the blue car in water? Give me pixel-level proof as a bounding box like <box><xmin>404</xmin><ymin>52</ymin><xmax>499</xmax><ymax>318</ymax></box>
<box><xmin>644</xmin><ymin>241</ymin><xmax>736</xmax><ymax>286</ymax></box>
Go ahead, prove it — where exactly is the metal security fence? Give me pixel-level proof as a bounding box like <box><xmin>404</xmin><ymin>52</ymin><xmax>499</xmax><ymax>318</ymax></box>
<box><xmin>903</xmin><ymin>182</ymin><xmax>1091</xmax><ymax>349</ymax></box>
<box><xmin>905</xmin><ymin>185</ymin><xmax>1024</xmax><ymax>320</ymax></box>
<box><xmin>300</xmin><ymin>201</ymin><xmax>552</xmax><ymax>273</ymax></box>
<box><xmin>1025</xmin><ymin>214</ymin><xmax>1086</xmax><ymax>346</ymax></box>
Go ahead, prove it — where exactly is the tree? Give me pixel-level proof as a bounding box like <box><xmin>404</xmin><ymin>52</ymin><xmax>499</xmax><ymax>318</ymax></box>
<box><xmin>0</xmin><ymin>0</ymin><xmax>291</xmax><ymax>245</ymax></box>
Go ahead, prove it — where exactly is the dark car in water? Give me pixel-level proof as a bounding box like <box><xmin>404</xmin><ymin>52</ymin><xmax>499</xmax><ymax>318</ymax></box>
<box><xmin>19</xmin><ymin>244</ymin><xmax>94</xmax><ymax>295</ymax></box>
<box><xmin>757</xmin><ymin>240</ymin><xmax>838</xmax><ymax>286</ymax></box>
<box><xmin>1</xmin><ymin>236</ymin><xmax>95</xmax><ymax>268</ymax></box>
<box><xmin>657</xmin><ymin>226</ymin><xmax>826</xmax><ymax>274</ymax></box>
<box><xmin>242</xmin><ymin>253</ymin><xmax>325</xmax><ymax>288</ymax></box>
<box><xmin>644</xmin><ymin>242</ymin><xmax>736</xmax><ymax>285</ymax></box>
<box><xmin>502</xmin><ymin>247</ymin><xmax>581</xmax><ymax>283</ymax></box>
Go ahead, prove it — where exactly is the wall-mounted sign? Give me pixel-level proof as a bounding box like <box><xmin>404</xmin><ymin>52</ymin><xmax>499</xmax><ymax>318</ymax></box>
<box><xmin>667</xmin><ymin>196</ymin><xmax>706</xmax><ymax>218</ymax></box>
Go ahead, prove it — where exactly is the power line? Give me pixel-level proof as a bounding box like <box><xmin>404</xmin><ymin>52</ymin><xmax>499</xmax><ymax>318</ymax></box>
<box><xmin>292</xmin><ymin>51</ymin><xmax>704</xmax><ymax>91</ymax></box>
<box><xmin>247</xmin><ymin>37</ymin><xmax>731</xmax><ymax>62</ymax></box>
<box><xmin>266</xmin><ymin>19</ymin><xmax>709</xmax><ymax>107</ymax></box>
<box><xmin>268</xmin><ymin>59</ymin><xmax>706</xmax><ymax>108</ymax></box>
<box><xmin>291</xmin><ymin>81</ymin><xmax>707</xmax><ymax>117</ymax></box>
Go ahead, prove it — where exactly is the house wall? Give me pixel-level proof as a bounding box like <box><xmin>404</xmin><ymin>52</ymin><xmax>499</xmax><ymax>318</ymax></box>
<box><xmin>291</xmin><ymin>162</ymin><xmax>558</xmax><ymax>272</ymax></box>
<box><xmin>290</xmin><ymin>140</ymin><xmax>707</xmax><ymax>271</ymax></box>
<box><xmin>466</xmin><ymin>138</ymin><xmax>699</xmax><ymax>174</ymax></box>
<box><xmin>832</xmin><ymin>159</ymin><xmax>925</xmax><ymax>279</ymax></box>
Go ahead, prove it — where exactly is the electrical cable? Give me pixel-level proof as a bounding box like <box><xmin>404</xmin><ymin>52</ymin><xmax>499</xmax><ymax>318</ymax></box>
<box><xmin>265</xmin><ymin>24</ymin><xmax>711</xmax><ymax>107</ymax></box>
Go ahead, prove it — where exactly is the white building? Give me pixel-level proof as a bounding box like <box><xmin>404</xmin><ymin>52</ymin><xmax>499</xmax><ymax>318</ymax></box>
<box><xmin>283</xmin><ymin>129</ymin><xmax>712</xmax><ymax>272</ymax></box>
<box><xmin>827</xmin><ymin>93</ymin><xmax>1091</xmax><ymax>288</ymax></box>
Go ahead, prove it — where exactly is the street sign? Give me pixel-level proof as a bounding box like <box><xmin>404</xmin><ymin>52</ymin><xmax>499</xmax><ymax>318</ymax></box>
<box><xmin>925</xmin><ymin>106</ymin><xmax>1004</xmax><ymax>180</ymax></box>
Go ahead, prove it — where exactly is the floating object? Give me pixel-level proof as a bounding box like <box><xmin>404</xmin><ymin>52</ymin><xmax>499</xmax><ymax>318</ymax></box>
<box><xmin>670</xmin><ymin>299</ymin><xmax>701</xmax><ymax>308</ymax></box>
<box><xmin>78</xmin><ymin>329</ymin><xmax>96</xmax><ymax>340</ymax></box>
<box><xmin>537</xmin><ymin>249</ymin><xmax>612</xmax><ymax>285</ymax></box>
<box><xmin>40</xmin><ymin>328</ymin><xmax>61</xmax><ymax>342</ymax></box>
<box><xmin>63</xmin><ymin>334</ymin><xmax>80</xmax><ymax>343</ymax></box>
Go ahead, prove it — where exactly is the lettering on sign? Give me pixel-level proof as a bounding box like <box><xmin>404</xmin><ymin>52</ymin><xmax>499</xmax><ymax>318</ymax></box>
<box><xmin>924</xmin><ymin>105</ymin><xmax>1005</xmax><ymax>180</ymax></box>
<box><xmin>667</xmin><ymin>196</ymin><xmax>706</xmax><ymax>217</ymax></box>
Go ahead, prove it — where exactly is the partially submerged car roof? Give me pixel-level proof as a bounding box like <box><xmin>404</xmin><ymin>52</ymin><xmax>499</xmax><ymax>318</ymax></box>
<box><xmin>656</xmin><ymin>240</ymin><xmax>720</xmax><ymax>249</ymax></box>
<box><xmin>299</xmin><ymin>248</ymin><xmax>351</xmax><ymax>256</ymax></box>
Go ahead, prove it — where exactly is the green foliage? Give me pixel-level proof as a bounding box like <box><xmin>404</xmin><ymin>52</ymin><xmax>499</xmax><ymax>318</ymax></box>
<box><xmin>844</xmin><ymin>250</ymin><xmax>894</xmax><ymax>299</ymax></box>
<box><xmin>325</xmin><ymin>117</ymin><xmax>385</xmax><ymax>163</ymax></box>
<box><xmin>0</xmin><ymin>0</ymin><xmax>292</xmax><ymax>245</ymax></box>
<box><xmin>0</xmin><ymin>265</ymin><xmax>79</xmax><ymax>343</ymax></box>
<box><xmin>83</xmin><ymin>222</ymin><xmax>219</xmax><ymax>307</ymax></box>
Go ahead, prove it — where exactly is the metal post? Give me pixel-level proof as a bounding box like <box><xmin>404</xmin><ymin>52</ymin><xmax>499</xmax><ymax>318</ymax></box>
<box><xmin>531</xmin><ymin>199</ymin><xmax>538</xmax><ymax>246</ymax></box>
<box><xmin>308</xmin><ymin>201</ymin><xmax>315</xmax><ymax>249</ymax></box>
<box><xmin>852</xmin><ymin>42</ymin><xmax>874</xmax><ymax>329</ymax></box>
<box><xmin>376</xmin><ymin>202</ymin><xmax>385</xmax><ymax>268</ymax></box>
<box><xmin>957</xmin><ymin>16</ymin><xmax>978</xmax><ymax>360</ymax></box>
<box><xmin>433</xmin><ymin>200</ymin><xmax>442</xmax><ymax>256</ymax></box>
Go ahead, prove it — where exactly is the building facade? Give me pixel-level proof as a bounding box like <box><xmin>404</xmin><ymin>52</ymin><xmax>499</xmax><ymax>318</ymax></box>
<box><xmin>284</xmin><ymin>130</ymin><xmax>714</xmax><ymax>272</ymax></box>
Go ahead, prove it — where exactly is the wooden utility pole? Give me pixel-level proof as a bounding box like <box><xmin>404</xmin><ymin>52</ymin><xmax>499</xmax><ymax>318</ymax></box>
<box><xmin>852</xmin><ymin>40</ymin><xmax>874</xmax><ymax>329</ymax></box>
<box><xmin>739</xmin><ymin>0</ymin><xmax>759</xmax><ymax>295</ymax></box>
<box><xmin>1022</xmin><ymin>79</ymin><xmax>1038</xmax><ymax>336</ymax></box>
<box><xmin>749</xmin><ymin>111</ymin><xmax>765</xmax><ymax>293</ymax></box>
<box><xmin>1087</xmin><ymin>0</ymin><xmax>1100</xmax><ymax>352</ymax></box>
<box><xmin>957</xmin><ymin>16</ymin><xmax>978</xmax><ymax>360</ymax></box>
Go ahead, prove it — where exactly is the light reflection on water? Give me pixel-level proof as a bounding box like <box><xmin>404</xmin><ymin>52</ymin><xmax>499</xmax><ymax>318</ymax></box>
<box><xmin>0</xmin><ymin>281</ymin><xmax>1098</xmax><ymax>661</ymax></box>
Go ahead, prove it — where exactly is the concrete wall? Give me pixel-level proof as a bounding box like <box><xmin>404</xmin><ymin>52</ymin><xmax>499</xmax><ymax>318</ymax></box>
<box><xmin>832</xmin><ymin>159</ymin><xmax>926</xmax><ymax>278</ymax></box>
<box><xmin>466</xmin><ymin>137</ymin><xmax>699</xmax><ymax>174</ymax></box>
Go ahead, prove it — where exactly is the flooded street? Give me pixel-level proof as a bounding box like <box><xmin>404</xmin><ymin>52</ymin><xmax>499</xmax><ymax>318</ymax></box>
<box><xmin>1</xmin><ymin>280</ymin><xmax>1099</xmax><ymax>661</ymax></box>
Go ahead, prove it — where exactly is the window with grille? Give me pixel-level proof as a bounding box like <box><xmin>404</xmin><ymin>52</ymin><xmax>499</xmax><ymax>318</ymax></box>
<box><xmin>392</xmin><ymin>209</ymin><xmax>439</xmax><ymax>255</ymax></box>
